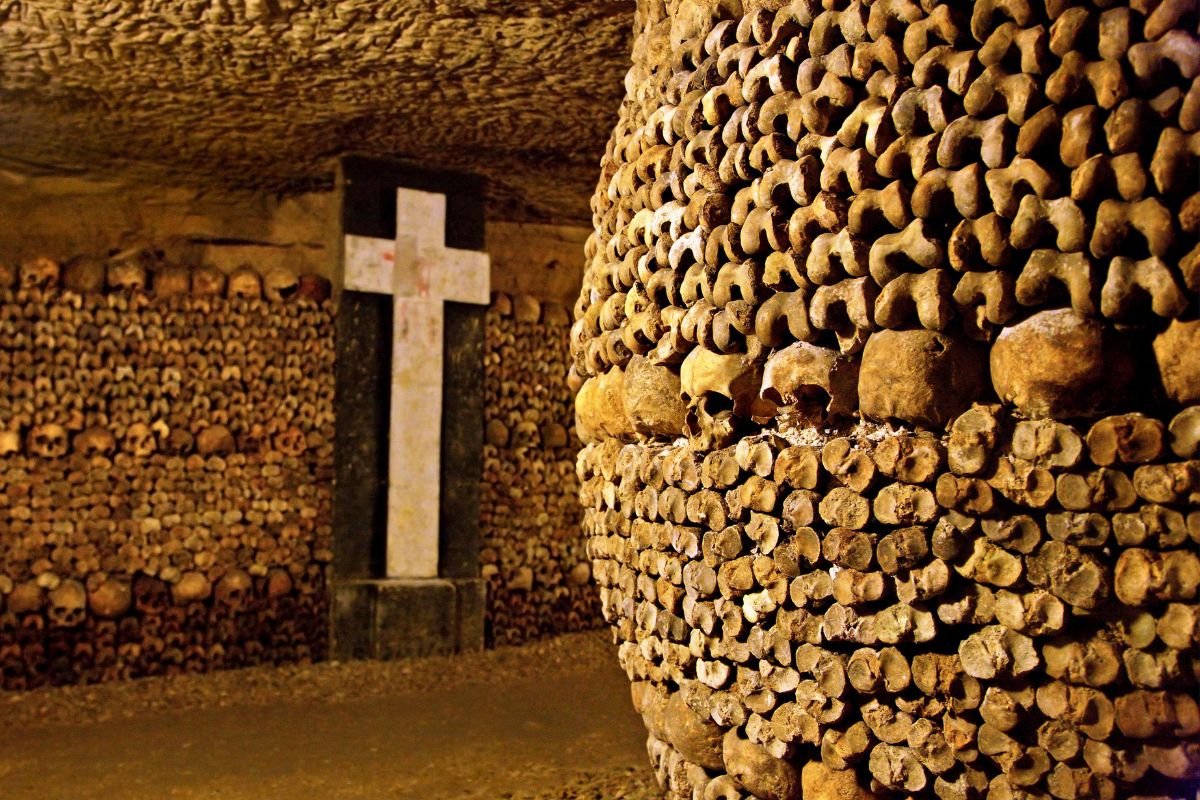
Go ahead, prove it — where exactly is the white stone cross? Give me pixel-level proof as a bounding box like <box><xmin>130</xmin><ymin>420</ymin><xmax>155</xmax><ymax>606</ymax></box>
<box><xmin>343</xmin><ymin>189</ymin><xmax>490</xmax><ymax>579</ymax></box>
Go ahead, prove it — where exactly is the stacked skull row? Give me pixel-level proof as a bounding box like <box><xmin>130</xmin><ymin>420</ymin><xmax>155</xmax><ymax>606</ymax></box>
<box><xmin>580</xmin><ymin>402</ymin><xmax>1200</xmax><ymax>799</ymax></box>
<box><xmin>0</xmin><ymin>570</ymin><xmax>328</xmax><ymax>690</ymax></box>
<box><xmin>0</xmin><ymin>263</ymin><xmax>335</xmax><ymax>688</ymax></box>
<box><xmin>577</xmin><ymin>0</ymin><xmax>1200</xmax><ymax>799</ymax></box>
<box><xmin>482</xmin><ymin>292</ymin><xmax>602</xmax><ymax>645</ymax></box>
<box><xmin>573</xmin><ymin>0</ymin><xmax>1199</xmax><ymax>447</ymax></box>
<box><xmin>1</xmin><ymin>250</ymin><xmax>332</xmax><ymax>303</ymax></box>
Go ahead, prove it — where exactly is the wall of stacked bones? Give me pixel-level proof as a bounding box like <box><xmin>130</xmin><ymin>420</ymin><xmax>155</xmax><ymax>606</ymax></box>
<box><xmin>573</xmin><ymin>0</ymin><xmax>1200</xmax><ymax>798</ymax></box>
<box><xmin>482</xmin><ymin>292</ymin><xmax>602</xmax><ymax>645</ymax></box>
<box><xmin>0</xmin><ymin>253</ymin><xmax>335</xmax><ymax>689</ymax></box>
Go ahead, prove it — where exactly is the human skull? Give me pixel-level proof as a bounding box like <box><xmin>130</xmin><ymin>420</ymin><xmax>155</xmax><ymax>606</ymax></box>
<box><xmin>132</xmin><ymin>574</ymin><xmax>169</xmax><ymax>615</ymax></box>
<box><xmin>273</xmin><ymin>427</ymin><xmax>307</xmax><ymax>457</ymax></box>
<box><xmin>191</xmin><ymin>265</ymin><xmax>226</xmax><ymax>297</ymax></box>
<box><xmin>19</xmin><ymin>257</ymin><xmax>61</xmax><ymax>290</ymax></box>
<box><xmin>62</xmin><ymin>256</ymin><xmax>107</xmax><ymax>294</ymax></box>
<box><xmin>262</xmin><ymin>265</ymin><xmax>300</xmax><ymax>303</ymax></box>
<box><xmin>106</xmin><ymin>252</ymin><xmax>149</xmax><ymax>293</ymax></box>
<box><xmin>196</xmin><ymin>424</ymin><xmax>236</xmax><ymax>456</ymax></box>
<box><xmin>6</xmin><ymin>581</ymin><xmax>44</xmax><ymax>615</ymax></box>
<box><xmin>215</xmin><ymin>569</ymin><xmax>253</xmax><ymax>610</ymax></box>
<box><xmin>237</xmin><ymin>424</ymin><xmax>270</xmax><ymax>452</ymax></box>
<box><xmin>265</xmin><ymin>568</ymin><xmax>293</xmax><ymax>599</ymax></box>
<box><xmin>0</xmin><ymin>430</ymin><xmax>21</xmax><ymax>456</ymax></box>
<box><xmin>170</xmin><ymin>572</ymin><xmax>212</xmax><ymax>605</ymax></box>
<box><xmin>26</xmin><ymin>423</ymin><xmax>69</xmax><ymax>458</ymax></box>
<box><xmin>296</xmin><ymin>274</ymin><xmax>332</xmax><ymax>303</ymax></box>
<box><xmin>87</xmin><ymin>579</ymin><xmax>132</xmax><ymax>619</ymax></box>
<box><xmin>47</xmin><ymin>580</ymin><xmax>87</xmax><ymax>627</ymax></box>
<box><xmin>73</xmin><ymin>426</ymin><xmax>117</xmax><ymax>458</ymax></box>
<box><xmin>761</xmin><ymin>342</ymin><xmax>860</xmax><ymax>417</ymax></box>
<box><xmin>165</xmin><ymin>428</ymin><xmax>195</xmax><ymax>455</ymax></box>
<box><xmin>227</xmin><ymin>266</ymin><xmax>263</xmax><ymax>299</ymax></box>
<box><xmin>0</xmin><ymin>261</ymin><xmax>16</xmax><ymax>289</ymax></box>
<box><xmin>154</xmin><ymin>265</ymin><xmax>192</xmax><ymax>300</ymax></box>
<box><xmin>122</xmin><ymin>422</ymin><xmax>157</xmax><ymax>457</ymax></box>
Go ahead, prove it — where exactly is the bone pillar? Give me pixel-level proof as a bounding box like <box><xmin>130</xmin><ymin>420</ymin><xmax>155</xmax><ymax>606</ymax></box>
<box><xmin>577</xmin><ymin>3</ymin><xmax>1200</xmax><ymax>798</ymax></box>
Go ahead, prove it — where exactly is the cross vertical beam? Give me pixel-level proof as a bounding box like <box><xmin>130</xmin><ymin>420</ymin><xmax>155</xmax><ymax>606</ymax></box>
<box><xmin>343</xmin><ymin>188</ymin><xmax>490</xmax><ymax>579</ymax></box>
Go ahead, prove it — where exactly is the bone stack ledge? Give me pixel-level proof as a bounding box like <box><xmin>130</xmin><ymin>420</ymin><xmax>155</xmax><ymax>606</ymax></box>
<box><xmin>572</xmin><ymin>1</ymin><xmax>1200</xmax><ymax>798</ymax></box>
<box><xmin>482</xmin><ymin>292</ymin><xmax>603</xmax><ymax>645</ymax></box>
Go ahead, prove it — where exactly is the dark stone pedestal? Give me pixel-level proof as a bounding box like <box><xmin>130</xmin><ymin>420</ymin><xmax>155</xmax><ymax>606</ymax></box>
<box><xmin>333</xmin><ymin>578</ymin><xmax>486</xmax><ymax>660</ymax></box>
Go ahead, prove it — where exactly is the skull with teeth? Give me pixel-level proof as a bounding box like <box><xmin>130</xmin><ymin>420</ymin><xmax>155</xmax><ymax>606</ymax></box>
<box><xmin>47</xmin><ymin>580</ymin><xmax>87</xmax><ymax>627</ymax></box>
<box><xmin>227</xmin><ymin>267</ymin><xmax>263</xmax><ymax>300</ymax></box>
<box><xmin>26</xmin><ymin>423</ymin><xmax>69</xmax><ymax>458</ymax></box>
<box><xmin>122</xmin><ymin>422</ymin><xmax>157</xmax><ymax>457</ymax></box>
<box><xmin>73</xmin><ymin>426</ymin><xmax>117</xmax><ymax>458</ymax></box>
<box><xmin>19</xmin><ymin>257</ymin><xmax>61</xmax><ymax>291</ymax></box>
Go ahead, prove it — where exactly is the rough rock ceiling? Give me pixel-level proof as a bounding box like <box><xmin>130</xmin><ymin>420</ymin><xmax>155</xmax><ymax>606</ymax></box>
<box><xmin>0</xmin><ymin>1</ymin><xmax>634</xmax><ymax>223</ymax></box>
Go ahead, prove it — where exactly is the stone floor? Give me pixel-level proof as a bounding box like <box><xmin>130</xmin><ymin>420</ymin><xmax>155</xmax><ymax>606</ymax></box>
<box><xmin>0</xmin><ymin>631</ymin><xmax>662</xmax><ymax>800</ymax></box>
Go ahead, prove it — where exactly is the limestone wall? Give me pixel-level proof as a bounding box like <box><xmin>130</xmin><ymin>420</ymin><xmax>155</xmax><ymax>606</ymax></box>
<box><xmin>574</xmin><ymin>1</ymin><xmax>1200</xmax><ymax>798</ymax></box>
<box><xmin>0</xmin><ymin>172</ymin><xmax>337</xmax><ymax>279</ymax></box>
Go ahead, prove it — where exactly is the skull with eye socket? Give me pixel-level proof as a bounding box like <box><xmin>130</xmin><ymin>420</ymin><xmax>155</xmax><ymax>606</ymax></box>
<box><xmin>122</xmin><ymin>422</ymin><xmax>157</xmax><ymax>457</ymax></box>
<box><xmin>19</xmin><ymin>257</ymin><xmax>61</xmax><ymax>291</ymax></box>
<box><xmin>47</xmin><ymin>580</ymin><xmax>87</xmax><ymax>628</ymax></box>
<box><xmin>73</xmin><ymin>426</ymin><xmax>117</xmax><ymax>458</ymax></box>
<box><xmin>227</xmin><ymin>267</ymin><xmax>263</xmax><ymax>300</ymax></box>
<box><xmin>215</xmin><ymin>569</ymin><xmax>254</xmax><ymax>611</ymax></box>
<box><xmin>132</xmin><ymin>574</ymin><xmax>169</xmax><ymax>616</ymax></box>
<box><xmin>262</xmin><ymin>266</ymin><xmax>300</xmax><ymax>303</ymax></box>
<box><xmin>106</xmin><ymin>249</ymin><xmax>154</xmax><ymax>294</ymax></box>
<box><xmin>26</xmin><ymin>424</ymin><xmax>69</xmax><ymax>458</ymax></box>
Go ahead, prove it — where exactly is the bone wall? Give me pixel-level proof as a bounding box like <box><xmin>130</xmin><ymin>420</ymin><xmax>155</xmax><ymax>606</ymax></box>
<box><xmin>482</xmin><ymin>292</ymin><xmax>601</xmax><ymax>646</ymax></box>
<box><xmin>0</xmin><ymin>260</ymin><xmax>334</xmax><ymax>689</ymax></box>
<box><xmin>574</xmin><ymin>0</ymin><xmax>1200</xmax><ymax>797</ymax></box>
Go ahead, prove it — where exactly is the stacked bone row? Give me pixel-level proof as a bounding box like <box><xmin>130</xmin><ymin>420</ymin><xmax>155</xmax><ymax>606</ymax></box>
<box><xmin>574</xmin><ymin>0</ymin><xmax>1200</xmax><ymax>798</ymax></box>
<box><xmin>0</xmin><ymin>260</ymin><xmax>335</xmax><ymax>689</ymax></box>
<box><xmin>482</xmin><ymin>292</ymin><xmax>602</xmax><ymax>645</ymax></box>
<box><xmin>581</xmin><ymin>405</ymin><xmax>1200</xmax><ymax>800</ymax></box>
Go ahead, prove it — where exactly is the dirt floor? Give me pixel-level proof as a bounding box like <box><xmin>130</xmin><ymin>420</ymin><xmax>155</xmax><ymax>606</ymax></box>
<box><xmin>0</xmin><ymin>631</ymin><xmax>664</xmax><ymax>800</ymax></box>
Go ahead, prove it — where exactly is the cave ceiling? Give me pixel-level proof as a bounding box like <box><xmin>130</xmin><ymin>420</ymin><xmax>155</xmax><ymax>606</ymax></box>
<box><xmin>0</xmin><ymin>1</ymin><xmax>634</xmax><ymax>223</ymax></box>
